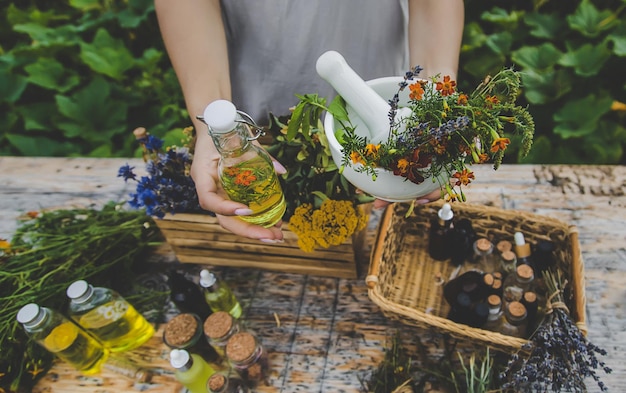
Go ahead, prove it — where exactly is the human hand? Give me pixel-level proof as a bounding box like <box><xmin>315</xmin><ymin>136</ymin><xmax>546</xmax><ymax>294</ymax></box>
<box><xmin>372</xmin><ymin>189</ymin><xmax>442</xmax><ymax>210</ymax></box>
<box><xmin>190</xmin><ymin>136</ymin><xmax>286</xmax><ymax>242</ymax></box>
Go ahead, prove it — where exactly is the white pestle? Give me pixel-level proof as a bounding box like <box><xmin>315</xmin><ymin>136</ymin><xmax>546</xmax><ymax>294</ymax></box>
<box><xmin>315</xmin><ymin>50</ymin><xmax>412</xmax><ymax>144</ymax></box>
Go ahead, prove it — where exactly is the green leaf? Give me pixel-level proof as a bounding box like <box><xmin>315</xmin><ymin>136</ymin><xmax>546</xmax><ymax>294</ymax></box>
<box><xmin>13</xmin><ymin>23</ymin><xmax>79</xmax><ymax>48</ymax></box>
<box><xmin>0</xmin><ymin>72</ymin><xmax>27</xmax><ymax>103</ymax></box>
<box><xmin>512</xmin><ymin>43</ymin><xmax>563</xmax><ymax>71</ymax></box>
<box><xmin>53</xmin><ymin>77</ymin><xmax>128</xmax><ymax>141</ymax></box>
<box><xmin>520</xmin><ymin>69</ymin><xmax>572</xmax><ymax>105</ymax></box>
<box><xmin>553</xmin><ymin>94</ymin><xmax>613</xmax><ymax>138</ymax></box>
<box><xmin>524</xmin><ymin>12</ymin><xmax>565</xmax><ymax>40</ymax></box>
<box><xmin>608</xmin><ymin>24</ymin><xmax>626</xmax><ymax>56</ymax></box>
<box><xmin>481</xmin><ymin>7</ymin><xmax>524</xmax><ymax>29</ymax></box>
<box><xmin>567</xmin><ymin>0</ymin><xmax>618</xmax><ymax>38</ymax></box>
<box><xmin>69</xmin><ymin>0</ymin><xmax>102</xmax><ymax>11</ymax></box>
<box><xmin>24</xmin><ymin>58</ymin><xmax>80</xmax><ymax>92</ymax></box>
<box><xmin>17</xmin><ymin>102</ymin><xmax>57</xmax><ymax>131</ymax></box>
<box><xmin>287</xmin><ymin>101</ymin><xmax>305</xmax><ymax>141</ymax></box>
<box><xmin>485</xmin><ymin>31</ymin><xmax>513</xmax><ymax>56</ymax></box>
<box><xmin>115</xmin><ymin>0</ymin><xmax>155</xmax><ymax>28</ymax></box>
<box><xmin>558</xmin><ymin>42</ymin><xmax>611</xmax><ymax>77</ymax></box>
<box><xmin>462</xmin><ymin>48</ymin><xmax>505</xmax><ymax>80</ymax></box>
<box><xmin>5</xmin><ymin>134</ymin><xmax>75</xmax><ymax>156</ymax></box>
<box><xmin>79</xmin><ymin>28</ymin><xmax>135</xmax><ymax>80</ymax></box>
<box><xmin>461</xmin><ymin>22</ymin><xmax>487</xmax><ymax>53</ymax></box>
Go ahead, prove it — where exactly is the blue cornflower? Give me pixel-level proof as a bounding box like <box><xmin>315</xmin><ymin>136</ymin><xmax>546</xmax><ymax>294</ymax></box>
<box><xmin>143</xmin><ymin>135</ymin><xmax>164</xmax><ymax>152</ymax></box>
<box><xmin>117</xmin><ymin>164</ymin><xmax>136</xmax><ymax>181</ymax></box>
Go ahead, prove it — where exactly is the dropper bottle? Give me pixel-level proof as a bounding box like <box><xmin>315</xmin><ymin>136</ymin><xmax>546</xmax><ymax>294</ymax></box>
<box><xmin>200</xmin><ymin>269</ymin><xmax>243</xmax><ymax>319</ymax></box>
<box><xmin>428</xmin><ymin>203</ymin><xmax>454</xmax><ymax>261</ymax></box>
<box><xmin>513</xmin><ymin>232</ymin><xmax>534</xmax><ymax>268</ymax></box>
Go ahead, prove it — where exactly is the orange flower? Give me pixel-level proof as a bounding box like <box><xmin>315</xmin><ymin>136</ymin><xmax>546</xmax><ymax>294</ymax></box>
<box><xmin>478</xmin><ymin>153</ymin><xmax>489</xmax><ymax>163</ymax></box>
<box><xmin>396</xmin><ymin>158</ymin><xmax>409</xmax><ymax>174</ymax></box>
<box><xmin>350</xmin><ymin>151</ymin><xmax>365</xmax><ymax>165</ymax></box>
<box><xmin>490</xmin><ymin>137</ymin><xmax>510</xmax><ymax>153</ymax></box>
<box><xmin>0</xmin><ymin>239</ymin><xmax>10</xmax><ymax>250</ymax></box>
<box><xmin>26</xmin><ymin>211</ymin><xmax>39</xmax><ymax>219</ymax></box>
<box><xmin>234</xmin><ymin>169</ymin><xmax>256</xmax><ymax>186</ymax></box>
<box><xmin>436</xmin><ymin>76</ymin><xmax>456</xmax><ymax>96</ymax></box>
<box><xmin>408</xmin><ymin>81</ymin><xmax>425</xmax><ymax>101</ymax></box>
<box><xmin>452</xmin><ymin>169</ymin><xmax>475</xmax><ymax>186</ymax></box>
<box><xmin>365</xmin><ymin>143</ymin><xmax>380</xmax><ymax>157</ymax></box>
<box><xmin>457</xmin><ymin>93</ymin><xmax>468</xmax><ymax>105</ymax></box>
<box><xmin>485</xmin><ymin>95</ymin><xmax>499</xmax><ymax>108</ymax></box>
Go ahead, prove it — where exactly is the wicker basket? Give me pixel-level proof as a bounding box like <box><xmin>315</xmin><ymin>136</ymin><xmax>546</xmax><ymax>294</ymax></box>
<box><xmin>366</xmin><ymin>201</ymin><xmax>587</xmax><ymax>353</ymax></box>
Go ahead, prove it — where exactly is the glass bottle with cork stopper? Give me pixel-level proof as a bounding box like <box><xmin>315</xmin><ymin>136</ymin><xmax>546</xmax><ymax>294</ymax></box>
<box><xmin>163</xmin><ymin>313</ymin><xmax>221</xmax><ymax>364</ymax></box>
<box><xmin>200</xmin><ymin>99</ymin><xmax>286</xmax><ymax>228</ymax></box>
<box><xmin>200</xmin><ymin>269</ymin><xmax>242</xmax><ymax>319</ymax></box>
<box><xmin>204</xmin><ymin>311</ymin><xmax>240</xmax><ymax>358</ymax></box>
<box><xmin>499</xmin><ymin>250</ymin><xmax>518</xmax><ymax>278</ymax></box>
<box><xmin>225</xmin><ymin>331</ymin><xmax>269</xmax><ymax>385</ymax></box>
<box><xmin>502</xmin><ymin>264</ymin><xmax>536</xmax><ymax>308</ymax></box>
<box><xmin>428</xmin><ymin>202</ymin><xmax>454</xmax><ymax>261</ymax></box>
<box><xmin>207</xmin><ymin>370</ymin><xmax>250</xmax><ymax>393</ymax></box>
<box><xmin>482</xmin><ymin>294</ymin><xmax>504</xmax><ymax>332</ymax></box>
<box><xmin>498</xmin><ymin>301</ymin><xmax>529</xmax><ymax>338</ymax></box>
<box><xmin>472</xmin><ymin>237</ymin><xmax>498</xmax><ymax>274</ymax></box>
<box><xmin>66</xmin><ymin>280</ymin><xmax>154</xmax><ymax>353</ymax></box>
<box><xmin>16</xmin><ymin>303</ymin><xmax>109</xmax><ymax>375</ymax></box>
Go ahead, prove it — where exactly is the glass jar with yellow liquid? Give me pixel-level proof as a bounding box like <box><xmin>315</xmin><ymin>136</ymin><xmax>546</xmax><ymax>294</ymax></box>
<box><xmin>200</xmin><ymin>100</ymin><xmax>286</xmax><ymax>228</ymax></box>
<box><xmin>17</xmin><ymin>303</ymin><xmax>109</xmax><ymax>374</ymax></box>
<box><xmin>66</xmin><ymin>280</ymin><xmax>155</xmax><ymax>353</ymax></box>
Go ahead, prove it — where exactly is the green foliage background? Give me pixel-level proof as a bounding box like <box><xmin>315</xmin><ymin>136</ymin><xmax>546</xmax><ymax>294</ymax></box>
<box><xmin>1</xmin><ymin>0</ymin><xmax>625</xmax><ymax>163</ymax></box>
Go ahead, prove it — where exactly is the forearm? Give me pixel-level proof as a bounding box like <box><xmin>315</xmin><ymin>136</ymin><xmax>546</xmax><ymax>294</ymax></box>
<box><xmin>154</xmin><ymin>0</ymin><xmax>231</xmax><ymax>134</ymax></box>
<box><xmin>408</xmin><ymin>0</ymin><xmax>464</xmax><ymax>80</ymax></box>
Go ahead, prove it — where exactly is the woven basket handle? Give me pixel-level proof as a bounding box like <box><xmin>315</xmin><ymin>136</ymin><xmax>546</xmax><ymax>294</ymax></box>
<box><xmin>568</xmin><ymin>225</ymin><xmax>588</xmax><ymax>335</ymax></box>
<box><xmin>366</xmin><ymin>205</ymin><xmax>396</xmax><ymax>289</ymax></box>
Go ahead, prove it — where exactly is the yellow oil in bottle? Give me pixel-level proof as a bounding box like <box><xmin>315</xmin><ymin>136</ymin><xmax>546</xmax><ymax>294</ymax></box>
<box><xmin>78</xmin><ymin>300</ymin><xmax>154</xmax><ymax>352</ymax></box>
<box><xmin>42</xmin><ymin>321</ymin><xmax>109</xmax><ymax>375</ymax></box>
<box><xmin>222</xmin><ymin>156</ymin><xmax>286</xmax><ymax>228</ymax></box>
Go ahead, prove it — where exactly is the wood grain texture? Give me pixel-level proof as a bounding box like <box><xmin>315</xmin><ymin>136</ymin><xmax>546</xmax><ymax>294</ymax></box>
<box><xmin>1</xmin><ymin>157</ymin><xmax>624</xmax><ymax>392</ymax></box>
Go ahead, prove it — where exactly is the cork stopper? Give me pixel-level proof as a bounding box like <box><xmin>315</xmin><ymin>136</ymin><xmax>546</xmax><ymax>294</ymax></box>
<box><xmin>492</xmin><ymin>279</ymin><xmax>502</xmax><ymax>291</ymax></box>
<box><xmin>476</xmin><ymin>238</ymin><xmax>492</xmax><ymax>252</ymax></box>
<box><xmin>483</xmin><ymin>273</ymin><xmax>495</xmax><ymax>286</ymax></box>
<box><xmin>487</xmin><ymin>294</ymin><xmax>501</xmax><ymax>307</ymax></box>
<box><xmin>204</xmin><ymin>311</ymin><xmax>233</xmax><ymax>339</ymax></box>
<box><xmin>163</xmin><ymin>313</ymin><xmax>199</xmax><ymax>347</ymax></box>
<box><xmin>208</xmin><ymin>373</ymin><xmax>226</xmax><ymax>391</ymax></box>
<box><xmin>501</xmin><ymin>250</ymin><xmax>516</xmax><ymax>262</ymax></box>
<box><xmin>133</xmin><ymin>127</ymin><xmax>147</xmax><ymax>139</ymax></box>
<box><xmin>496</xmin><ymin>240</ymin><xmax>513</xmax><ymax>253</ymax></box>
<box><xmin>492</xmin><ymin>271</ymin><xmax>503</xmax><ymax>280</ymax></box>
<box><xmin>516</xmin><ymin>264</ymin><xmax>534</xmax><ymax>280</ymax></box>
<box><xmin>226</xmin><ymin>332</ymin><xmax>256</xmax><ymax>362</ymax></box>
<box><xmin>523</xmin><ymin>291</ymin><xmax>537</xmax><ymax>304</ymax></box>
<box><xmin>508</xmin><ymin>301</ymin><xmax>527</xmax><ymax>318</ymax></box>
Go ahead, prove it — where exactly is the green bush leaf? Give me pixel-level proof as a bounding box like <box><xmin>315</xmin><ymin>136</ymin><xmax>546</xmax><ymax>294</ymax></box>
<box><xmin>608</xmin><ymin>24</ymin><xmax>626</xmax><ymax>56</ymax></box>
<box><xmin>17</xmin><ymin>102</ymin><xmax>57</xmax><ymax>131</ymax></box>
<box><xmin>461</xmin><ymin>22</ymin><xmax>487</xmax><ymax>52</ymax></box>
<box><xmin>481</xmin><ymin>7</ymin><xmax>524</xmax><ymax>29</ymax></box>
<box><xmin>524</xmin><ymin>12</ymin><xmax>565</xmax><ymax>40</ymax></box>
<box><xmin>512</xmin><ymin>43</ymin><xmax>563</xmax><ymax>70</ymax></box>
<box><xmin>13</xmin><ymin>24</ymin><xmax>79</xmax><ymax>48</ymax></box>
<box><xmin>79</xmin><ymin>28</ymin><xmax>134</xmax><ymax>80</ymax></box>
<box><xmin>115</xmin><ymin>0</ymin><xmax>155</xmax><ymax>28</ymax></box>
<box><xmin>24</xmin><ymin>58</ymin><xmax>80</xmax><ymax>92</ymax></box>
<box><xmin>485</xmin><ymin>31</ymin><xmax>513</xmax><ymax>56</ymax></box>
<box><xmin>558</xmin><ymin>42</ymin><xmax>611</xmax><ymax>76</ymax></box>
<box><xmin>54</xmin><ymin>77</ymin><xmax>128</xmax><ymax>141</ymax></box>
<box><xmin>553</xmin><ymin>94</ymin><xmax>613</xmax><ymax>138</ymax></box>
<box><xmin>0</xmin><ymin>72</ymin><xmax>27</xmax><ymax>103</ymax></box>
<box><xmin>567</xmin><ymin>0</ymin><xmax>618</xmax><ymax>38</ymax></box>
<box><xmin>520</xmin><ymin>69</ymin><xmax>572</xmax><ymax>105</ymax></box>
<box><xmin>5</xmin><ymin>133</ymin><xmax>75</xmax><ymax>156</ymax></box>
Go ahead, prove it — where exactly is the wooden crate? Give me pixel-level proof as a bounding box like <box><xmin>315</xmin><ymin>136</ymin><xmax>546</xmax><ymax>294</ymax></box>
<box><xmin>154</xmin><ymin>213</ymin><xmax>363</xmax><ymax>279</ymax></box>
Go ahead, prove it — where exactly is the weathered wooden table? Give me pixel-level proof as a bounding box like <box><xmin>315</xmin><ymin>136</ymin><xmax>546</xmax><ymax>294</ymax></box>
<box><xmin>1</xmin><ymin>157</ymin><xmax>625</xmax><ymax>393</ymax></box>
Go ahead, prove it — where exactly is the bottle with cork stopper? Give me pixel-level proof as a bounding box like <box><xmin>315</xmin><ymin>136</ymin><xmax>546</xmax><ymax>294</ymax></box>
<box><xmin>472</xmin><ymin>237</ymin><xmax>498</xmax><ymax>274</ymax></box>
<box><xmin>207</xmin><ymin>370</ymin><xmax>250</xmax><ymax>393</ymax></box>
<box><xmin>225</xmin><ymin>331</ymin><xmax>269</xmax><ymax>385</ymax></box>
<box><xmin>204</xmin><ymin>311</ymin><xmax>240</xmax><ymax>358</ymax></box>
<box><xmin>502</xmin><ymin>264</ymin><xmax>536</xmax><ymax>308</ymax></box>
<box><xmin>482</xmin><ymin>294</ymin><xmax>504</xmax><ymax>332</ymax></box>
<box><xmin>498</xmin><ymin>301</ymin><xmax>529</xmax><ymax>338</ymax></box>
<box><xmin>499</xmin><ymin>250</ymin><xmax>518</xmax><ymax>278</ymax></box>
<box><xmin>428</xmin><ymin>203</ymin><xmax>454</xmax><ymax>261</ymax></box>
<box><xmin>163</xmin><ymin>313</ymin><xmax>221</xmax><ymax>364</ymax></box>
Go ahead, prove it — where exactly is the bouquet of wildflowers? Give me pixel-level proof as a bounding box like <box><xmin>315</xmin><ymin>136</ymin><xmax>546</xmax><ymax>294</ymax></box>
<box><xmin>117</xmin><ymin>127</ymin><xmax>201</xmax><ymax>218</ymax></box>
<box><xmin>337</xmin><ymin>67</ymin><xmax>535</xmax><ymax>202</ymax></box>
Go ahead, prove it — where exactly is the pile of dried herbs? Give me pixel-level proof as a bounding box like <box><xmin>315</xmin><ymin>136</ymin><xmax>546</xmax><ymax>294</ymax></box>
<box><xmin>0</xmin><ymin>203</ymin><xmax>166</xmax><ymax>393</ymax></box>
<box><xmin>500</xmin><ymin>270</ymin><xmax>612</xmax><ymax>392</ymax></box>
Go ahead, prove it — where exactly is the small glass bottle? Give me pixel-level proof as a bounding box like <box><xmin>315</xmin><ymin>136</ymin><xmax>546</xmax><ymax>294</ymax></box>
<box><xmin>499</xmin><ymin>250</ymin><xmax>518</xmax><ymax>278</ymax></box>
<box><xmin>448</xmin><ymin>218</ymin><xmax>476</xmax><ymax>267</ymax></box>
<box><xmin>170</xmin><ymin>349</ymin><xmax>216</xmax><ymax>393</ymax></box>
<box><xmin>66</xmin><ymin>280</ymin><xmax>154</xmax><ymax>353</ymax></box>
<box><xmin>202</xmin><ymin>99</ymin><xmax>286</xmax><ymax>228</ymax></box>
<box><xmin>17</xmin><ymin>303</ymin><xmax>109</xmax><ymax>375</ymax></box>
<box><xmin>502</xmin><ymin>264</ymin><xmax>536</xmax><ymax>307</ymax></box>
<box><xmin>207</xmin><ymin>370</ymin><xmax>250</xmax><ymax>393</ymax></box>
<box><xmin>428</xmin><ymin>203</ymin><xmax>454</xmax><ymax>261</ymax></box>
<box><xmin>167</xmin><ymin>270</ymin><xmax>213</xmax><ymax>320</ymax></box>
<box><xmin>498</xmin><ymin>301</ymin><xmax>528</xmax><ymax>338</ymax></box>
<box><xmin>200</xmin><ymin>269</ymin><xmax>242</xmax><ymax>319</ymax></box>
<box><xmin>204</xmin><ymin>311</ymin><xmax>240</xmax><ymax>358</ymax></box>
<box><xmin>225</xmin><ymin>332</ymin><xmax>269</xmax><ymax>385</ymax></box>
<box><xmin>472</xmin><ymin>238</ymin><xmax>498</xmax><ymax>273</ymax></box>
<box><xmin>513</xmin><ymin>231</ymin><xmax>534</xmax><ymax>267</ymax></box>
<box><xmin>164</xmin><ymin>313</ymin><xmax>221</xmax><ymax>364</ymax></box>
<box><xmin>482</xmin><ymin>295</ymin><xmax>503</xmax><ymax>332</ymax></box>
<box><xmin>521</xmin><ymin>291</ymin><xmax>541</xmax><ymax>335</ymax></box>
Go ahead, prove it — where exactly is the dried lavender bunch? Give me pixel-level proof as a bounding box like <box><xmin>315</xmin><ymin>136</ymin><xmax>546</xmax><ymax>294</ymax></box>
<box><xmin>500</xmin><ymin>270</ymin><xmax>611</xmax><ymax>392</ymax></box>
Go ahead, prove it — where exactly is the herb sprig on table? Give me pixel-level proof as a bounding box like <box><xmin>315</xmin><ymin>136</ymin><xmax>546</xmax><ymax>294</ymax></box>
<box><xmin>0</xmin><ymin>204</ymin><xmax>164</xmax><ymax>393</ymax></box>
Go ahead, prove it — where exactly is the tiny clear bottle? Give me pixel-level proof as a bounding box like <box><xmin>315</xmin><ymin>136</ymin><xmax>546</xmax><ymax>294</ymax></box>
<box><xmin>204</xmin><ymin>311</ymin><xmax>240</xmax><ymax>358</ymax></box>
<box><xmin>202</xmin><ymin>99</ymin><xmax>286</xmax><ymax>228</ymax></box>
<box><xmin>428</xmin><ymin>203</ymin><xmax>454</xmax><ymax>261</ymax></box>
<box><xmin>17</xmin><ymin>303</ymin><xmax>109</xmax><ymax>375</ymax></box>
<box><xmin>66</xmin><ymin>280</ymin><xmax>154</xmax><ymax>352</ymax></box>
<box><xmin>472</xmin><ymin>238</ymin><xmax>498</xmax><ymax>273</ymax></box>
<box><xmin>498</xmin><ymin>301</ymin><xmax>528</xmax><ymax>338</ymax></box>
<box><xmin>170</xmin><ymin>349</ymin><xmax>216</xmax><ymax>393</ymax></box>
<box><xmin>502</xmin><ymin>264</ymin><xmax>536</xmax><ymax>307</ymax></box>
<box><xmin>207</xmin><ymin>370</ymin><xmax>250</xmax><ymax>393</ymax></box>
<box><xmin>499</xmin><ymin>250</ymin><xmax>518</xmax><ymax>278</ymax></box>
<box><xmin>482</xmin><ymin>295</ymin><xmax>504</xmax><ymax>332</ymax></box>
<box><xmin>521</xmin><ymin>291</ymin><xmax>542</xmax><ymax>335</ymax></box>
<box><xmin>200</xmin><ymin>269</ymin><xmax>242</xmax><ymax>319</ymax></box>
<box><xmin>164</xmin><ymin>313</ymin><xmax>221</xmax><ymax>364</ymax></box>
<box><xmin>225</xmin><ymin>332</ymin><xmax>269</xmax><ymax>385</ymax></box>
